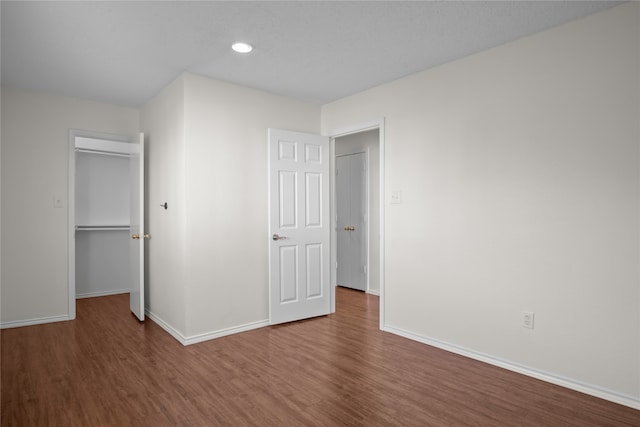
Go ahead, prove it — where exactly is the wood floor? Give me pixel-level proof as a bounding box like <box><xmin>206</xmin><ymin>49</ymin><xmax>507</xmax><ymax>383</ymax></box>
<box><xmin>2</xmin><ymin>288</ymin><xmax>638</xmax><ymax>426</ymax></box>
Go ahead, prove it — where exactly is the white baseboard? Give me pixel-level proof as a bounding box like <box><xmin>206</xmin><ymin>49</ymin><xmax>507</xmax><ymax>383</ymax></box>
<box><xmin>366</xmin><ymin>289</ymin><xmax>380</xmax><ymax>296</ymax></box>
<box><xmin>183</xmin><ymin>319</ymin><xmax>270</xmax><ymax>346</ymax></box>
<box><xmin>145</xmin><ymin>309</ymin><xmax>269</xmax><ymax>347</ymax></box>
<box><xmin>144</xmin><ymin>309</ymin><xmax>188</xmax><ymax>345</ymax></box>
<box><xmin>383</xmin><ymin>324</ymin><xmax>640</xmax><ymax>411</ymax></box>
<box><xmin>1</xmin><ymin>314</ymin><xmax>70</xmax><ymax>329</ymax></box>
<box><xmin>76</xmin><ymin>289</ymin><xmax>129</xmax><ymax>299</ymax></box>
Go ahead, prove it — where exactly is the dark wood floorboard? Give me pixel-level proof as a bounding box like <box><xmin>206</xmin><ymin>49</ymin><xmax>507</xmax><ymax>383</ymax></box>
<box><xmin>2</xmin><ymin>287</ymin><xmax>639</xmax><ymax>426</ymax></box>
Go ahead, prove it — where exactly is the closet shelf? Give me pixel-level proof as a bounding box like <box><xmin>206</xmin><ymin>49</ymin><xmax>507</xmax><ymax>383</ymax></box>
<box><xmin>75</xmin><ymin>225</ymin><xmax>130</xmax><ymax>231</ymax></box>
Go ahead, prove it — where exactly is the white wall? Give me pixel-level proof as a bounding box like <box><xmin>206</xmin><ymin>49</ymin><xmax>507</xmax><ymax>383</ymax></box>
<box><xmin>182</xmin><ymin>73</ymin><xmax>321</xmax><ymax>339</ymax></box>
<box><xmin>140</xmin><ymin>75</ymin><xmax>188</xmax><ymax>336</ymax></box>
<box><xmin>141</xmin><ymin>73</ymin><xmax>321</xmax><ymax>341</ymax></box>
<box><xmin>75</xmin><ymin>230</ymin><xmax>130</xmax><ymax>298</ymax></box>
<box><xmin>1</xmin><ymin>86</ymin><xmax>139</xmax><ymax>325</ymax></box>
<box><xmin>335</xmin><ymin>130</ymin><xmax>380</xmax><ymax>293</ymax></box>
<box><xmin>323</xmin><ymin>2</ymin><xmax>640</xmax><ymax>404</ymax></box>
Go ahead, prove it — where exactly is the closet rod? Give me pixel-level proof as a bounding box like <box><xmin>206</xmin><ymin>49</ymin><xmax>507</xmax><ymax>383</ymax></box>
<box><xmin>75</xmin><ymin>148</ymin><xmax>130</xmax><ymax>158</ymax></box>
<box><xmin>76</xmin><ymin>226</ymin><xmax>130</xmax><ymax>231</ymax></box>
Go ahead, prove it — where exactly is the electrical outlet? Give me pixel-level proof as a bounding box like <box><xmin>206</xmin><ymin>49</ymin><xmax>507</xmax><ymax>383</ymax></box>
<box><xmin>523</xmin><ymin>312</ymin><xmax>535</xmax><ymax>329</ymax></box>
<box><xmin>390</xmin><ymin>190</ymin><xmax>402</xmax><ymax>204</ymax></box>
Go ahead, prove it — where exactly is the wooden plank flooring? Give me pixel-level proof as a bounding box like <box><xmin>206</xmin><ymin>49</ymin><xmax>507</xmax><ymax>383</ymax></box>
<box><xmin>2</xmin><ymin>287</ymin><xmax>639</xmax><ymax>426</ymax></box>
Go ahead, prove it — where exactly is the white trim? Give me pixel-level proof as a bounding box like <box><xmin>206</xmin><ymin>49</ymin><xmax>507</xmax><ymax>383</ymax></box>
<box><xmin>365</xmin><ymin>148</ymin><xmax>371</xmax><ymax>293</ymax></box>
<box><xmin>145</xmin><ymin>309</ymin><xmax>270</xmax><ymax>347</ymax></box>
<box><xmin>183</xmin><ymin>320</ymin><xmax>270</xmax><ymax>346</ymax></box>
<box><xmin>1</xmin><ymin>314</ymin><xmax>71</xmax><ymax>329</ymax></box>
<box><xmin>366</xmin><ymin>289</ymin><xmax>380</xmax><ymax>296</ymax></box>
<box><xmin>326</xmin><ymin>118</ymin><xmax>385</xmax><ymax>330</ymax></box>
<box><xmin>327</xmin><ymin>119</ymin><xmax>383</xmax><ymax>138</ymax></box>
<box><xmin>384</xmin><ymin>325</ymin><xmax>640</xmax><ymax>411</ymax></box>
<box><xmin>68</xmin><ymin>132</ymin><xmax>76</xmax><ymax>320</ymax></box>
<box><xmin>145</xmin><ymin>309</ymin><xmax>187</xmax><ymax>345</ymax></box>
<box><xmin>378</xmin><ymin>120</ymin><xmax>385</xmax><ymax>330</ymax></box>
<box><xmin>76</xmin><ymin>289</ymin><xmax>129</xmax><ymax>299</ymax></box>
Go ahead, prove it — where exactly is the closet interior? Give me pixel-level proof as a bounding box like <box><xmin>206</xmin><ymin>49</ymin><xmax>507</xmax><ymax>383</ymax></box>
<box><xmin>72</xmin><ymin>135</ymin><xmax>133</xmax><ymax>299</ymax></box>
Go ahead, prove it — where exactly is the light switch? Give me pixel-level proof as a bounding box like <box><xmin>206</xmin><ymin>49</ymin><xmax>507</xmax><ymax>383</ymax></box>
<box><xmin>390</xmin><ymin>190</ymin><xmax>402</xmax><ymax>204</ymax></box>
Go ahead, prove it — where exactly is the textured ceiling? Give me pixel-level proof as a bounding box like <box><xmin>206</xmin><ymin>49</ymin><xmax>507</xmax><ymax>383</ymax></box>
<box><xmin>0</xmin><ymin>1</ymin><xmax>621</xmax><ymax>107</ymax></box>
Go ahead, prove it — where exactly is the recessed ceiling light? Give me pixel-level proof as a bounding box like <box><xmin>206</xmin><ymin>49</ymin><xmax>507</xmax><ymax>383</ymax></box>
<box><xmin>232</xmin><ymin>42</ymin><xmax>253</xmax><ymax>54</ymax></box>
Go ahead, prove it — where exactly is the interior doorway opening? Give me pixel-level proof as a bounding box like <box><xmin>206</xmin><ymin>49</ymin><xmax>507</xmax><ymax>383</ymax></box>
<box><xmin>67</xmin><ymin>130</ymin><xmax>145</xmax><ymax>322</ymax></box>
<box><xmin>335</xmin><ymin>130</ymin><xmax>379</xmax><ymax>294</ymax></box>
<box><xmin>329</xmin><ymin>120</ymin><xmax>385</xmax><ymax>329</ymax></box>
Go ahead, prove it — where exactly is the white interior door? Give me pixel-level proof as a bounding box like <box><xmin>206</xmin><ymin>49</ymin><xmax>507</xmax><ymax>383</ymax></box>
<box><xmin>336</xmin><ymin>153</ymin><xmax>367</xmax><ymax>291</ymax></box>
<box><xmin>269</xmin><ymin>129</ymin><xmax>330</xmax><ymax>325</ymax></box>
<box><xmin>129</xmin><ymin>132</ymin><xmax>145</xmax><ymax>321</ymax></box>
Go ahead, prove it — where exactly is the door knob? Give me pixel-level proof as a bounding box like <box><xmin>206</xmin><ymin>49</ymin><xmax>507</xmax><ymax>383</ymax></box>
<box><xmin>272</xmin><ymin>233</ymin><xmax>288</xmax><ymax>241</ymax></box>
<box><xmin>131</xmin><ymin>234</ymin><xmax>150</xmax><ymax>240</ymax></box>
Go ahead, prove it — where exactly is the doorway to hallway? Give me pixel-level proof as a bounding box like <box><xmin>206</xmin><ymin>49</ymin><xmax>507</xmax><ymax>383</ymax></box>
<box><xmin>334</xmin><ymin>128</ymin><xmax>380</xmax><ymax>296</ymax></box>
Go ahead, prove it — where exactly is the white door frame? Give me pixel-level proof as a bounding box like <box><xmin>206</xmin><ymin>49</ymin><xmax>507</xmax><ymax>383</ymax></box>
<box><xmin>327</xmin><ymin>118</ymin><xmax>385</xmax><ymax>330</ymax></box>
<box><xmin>67</xmin><ymin>129</ymin><xmax>131</xmax><ymax>320</ymax></box>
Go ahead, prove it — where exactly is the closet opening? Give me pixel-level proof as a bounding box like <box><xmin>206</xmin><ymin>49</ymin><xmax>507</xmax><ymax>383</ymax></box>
<box><xmin>68</xmin><ymin>130</ymin><xmax>145</xmax><ymax>321</ymax></box>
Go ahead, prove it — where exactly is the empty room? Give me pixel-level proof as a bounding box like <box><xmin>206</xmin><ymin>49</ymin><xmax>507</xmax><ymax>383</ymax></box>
<box><xmin>1</xmin><ymin>1</ymin><xmax>639</xmax><ymax>425</ymax></box>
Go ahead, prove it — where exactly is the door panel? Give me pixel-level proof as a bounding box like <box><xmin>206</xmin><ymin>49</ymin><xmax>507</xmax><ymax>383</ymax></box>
<box><xmin>279</xmin><ymin>245</ymin><xmax>298</xmax><ymax>303</ymax></box>
<box><xmin>336</xmin><ymin>153</ymin><xmax>367</xmax><ymax>291</ymax></box>
<box><xmin>306</xmin><ymin>173</ymin><xmax>322</xmax><ymax>227</ymax></box>
<box><xmin>129</xmin><ymin>132</ymin><xmax>145</xmax><ymax>321</ymax></box>
<box><xmin>279</xmin><ymin>171</ymin><xmax>297</xmax><ymax>227</ymax></box>
<box><xmin>306</xmin><ymin>243</ymin><xmax>323</xmax><ymax>298</ymax></box>
<box><xmin>269</xmin><ymin>129</ymin><xmax>330</xmax><ymax>325</ymax></box>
